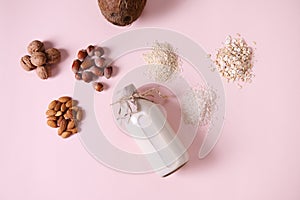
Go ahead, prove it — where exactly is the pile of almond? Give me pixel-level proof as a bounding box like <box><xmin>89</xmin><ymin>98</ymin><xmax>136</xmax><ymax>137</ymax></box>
<box><xmin>20</xmin><ymin>40</ymin><xmax>61</xmax><ymax>80</ymax></box>
<box><xmin>72</xmin><ymin>45</ymin><xmax>113</xmax><ymax>92</ymax></box>
<box><xmin>46</xmin><ymin>96</ymin><xmax>83</xmax><ymax>138</ymax></box>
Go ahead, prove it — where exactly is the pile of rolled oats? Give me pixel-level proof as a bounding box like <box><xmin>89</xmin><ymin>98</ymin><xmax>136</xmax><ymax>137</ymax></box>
<box><xmin>215</xmin><ymin>35</ymin><xmax>255</xmax><ymax>85</ymax></box>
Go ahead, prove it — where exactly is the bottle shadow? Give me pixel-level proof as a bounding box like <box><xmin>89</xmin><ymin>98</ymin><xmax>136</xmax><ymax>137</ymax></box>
<box><xmin>180</xmin><ymin>128</ymin><xmax>226</xmax><ymax>175</ymax></box>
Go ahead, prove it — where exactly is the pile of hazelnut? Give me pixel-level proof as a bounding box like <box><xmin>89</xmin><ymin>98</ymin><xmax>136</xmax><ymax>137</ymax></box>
<box><xmin>72</xmin><ymin>45</ymin><xmax>113</xmax><ymax>92</ymax></box>
<box><xmin>20</xmin><ymin>40</ymin><xmax>61</xmax><ymax>80</ymax></box>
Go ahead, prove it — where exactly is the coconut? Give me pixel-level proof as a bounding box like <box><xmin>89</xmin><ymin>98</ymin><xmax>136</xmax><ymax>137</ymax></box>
<box><xmin>98</xmin><ymin>0</ymin><xmax>147</xmax><ymax>26</ymax></box>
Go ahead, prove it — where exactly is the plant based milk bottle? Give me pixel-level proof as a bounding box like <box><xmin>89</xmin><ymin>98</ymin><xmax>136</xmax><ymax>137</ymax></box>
<box><xmin>116</xmin><ymin>84</ymin><xmax>189</xmax><ymax>177</ymax></box>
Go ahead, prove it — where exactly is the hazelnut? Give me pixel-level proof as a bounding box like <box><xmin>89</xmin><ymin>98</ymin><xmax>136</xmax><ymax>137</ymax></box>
<box><xmin>82</xmin><ymin>71</ymin><xmax>93</xmax><ymax>83</ymax></box>
<box><xmin>86</xmin><ymin>45</ymin><xmax>95</xmax><ymax>56</ymax></box>
<box><xmin>77</xmin><ymin>50</ymin><xmax>88</xmax><ymax>61</ymax></box>
<box><xmin>36</xmin><ymin>66</ymin><xmax>49</xmax><ymax>79</ymax></box>
<box><xmin>104</xmin><ymin>66</ymin><xmax>113</xmax><ymax>79</ymax></box>
<box><xmin>45</xmin><ymin>48</ymin><xmax>61</xmax><ymax>64</ymax></box>
<box><xmin>90</xmin><ymin>66</ymin><xmax>104</xmax><ymax>77</ymax></box>
<box><xmin>81</xmin><ymin>58</ymin><xmax>94</xmax><ymax>70</ymax></box>
<box><xmin>31</xmin><ymin>52</ymin><xmax>47</xmax><ymax>66</ymax></box>
<box><xmin>20</xmin><ymin>55</ymin><xmax>36</xmax><ymax>71</ymax></box>
<box><xmin>94</xmin><ymin>82</ymin><xmax>104</xmax><ymax>92</ymax></box>
<box><xmin>94</xmin><ymin>57</ymin><xmax>105</xmax><ymax>68</ymax></box>
<box><xmin>94</xmin><ymin>46</ymin><xmax>104</xmax><ymax>57</ymax></box>
<box><xmin>27</xmin><ymin>40</ymin><xmax>45</xmax><ymax>55</ymax></box>
<box><xmin>72</xmin><ymin>59</ymin><xmax>81</xmax><ymax>73</ymax></box>
<box><xmin>75</xmin><ymin>73</ymin><xmax>82</xmax><ymax>80</ymax></box>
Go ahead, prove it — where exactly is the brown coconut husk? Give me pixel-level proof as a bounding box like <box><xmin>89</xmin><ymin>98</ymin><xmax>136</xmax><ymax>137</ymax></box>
<box><xmin>98</xmin><ymin>0</ymin><xmax>147</xmax><ymax>26</ymax></box>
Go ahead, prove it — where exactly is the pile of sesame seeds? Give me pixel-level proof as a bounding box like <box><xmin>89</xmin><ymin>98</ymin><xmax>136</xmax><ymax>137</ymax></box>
<box><xmin>143</xmin><ymin>41</ymin><xmax>181</xmax><ymax>82</ymax></box>
<box><xmin>215</xmin><ymin>35</ymin><xmax>255</xmax><ymax>85</ymax></box>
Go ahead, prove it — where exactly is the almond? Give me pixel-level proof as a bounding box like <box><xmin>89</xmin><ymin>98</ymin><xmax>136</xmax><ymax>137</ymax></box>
<box><xmin>48</xmin><ymin>100</ymin><xmax>57</xmax><ymax>110</ymax></box>
<box><xmin>60</xmin><ymin>103</ymin><xmax>67</xmax><ymax>112</ymax></box>
<box><xmin>47</xmin><ymin>116</ymin><xmax>57</xmax><ymax>121</ymax></box>
<box><xmin>54</xmin><ymin>101</ymin><xmax>62</xmax><ymax>111</ymax></box>
<box><xmin>47</xmin><ymin>120</ymin><xmax>57</xmax><ymax>128</ymax></box>
<box><xmin>55</xmin><ymin>111</ymin><xmax>63</xmax><ymax>117</ymax></box>
<box><xmin>57</xmin><ymin>116</ymin><xmax>63</xmax><ymax>127</ymax></box>
<box><xmin>58</xmin><ymin>119</ymin><xmax>67</xmax><ymax>135</ymax></box>
<box><xmin>58</xmin><ymin>96</ymin><xmax>71</xmax><ymax>103</ymax></box>
<box><xmin>67</xmin><ymin>120</ymin><xmax>76</xmax><ymax>130</ymax></box>
<box><xmin>66</xmin><ymin>99</ymin><xmax>77</xmax><ymax>108</ymax></box>
<box><xmin>71</xmin><ymin>106</ymin><xmax>79</xmax><ymax>112</ymax></box>
<box><xmin>68</xmin><ymin>128</ymin><xmax>78</xmax><ymax>134</ymax></box>
<box><xmin>65</xmin><ymin>109</ymin><xmax>73</xmax><ymax>119</ymax></box>
<box><xmin>46</xmin><ymin>109</ymin><xmax>56</xmax><ymax>116</ymax></box>
<box><xmin>57</xmin><ymin>129</ymin><xmax>62</xmax><ymax>135</ymax></box>
<box><xmin>76</xmin><ymin>109</ymin><xmax>83</xmax><ymax>121</ymax></box>
<box><xmin>61</xmin><ymin>131</ymin><xmax>72</xmax><ymax>138</ymax></box>
<box><xmin>63</xmin><ymin>113</ymin><xmax>69</xmax><ymax>120</ymax></box>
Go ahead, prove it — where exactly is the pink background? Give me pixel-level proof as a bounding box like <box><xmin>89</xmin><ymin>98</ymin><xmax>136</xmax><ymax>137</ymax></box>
<box><xmin>1</xmin><ymin>0</ymin><xmax>300</xmax><ymax>199</ymax></box>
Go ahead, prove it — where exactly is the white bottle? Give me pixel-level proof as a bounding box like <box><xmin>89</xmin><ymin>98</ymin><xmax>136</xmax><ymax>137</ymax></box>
<box><xmin>117</xmin><ymin>84</ymin><xmax>189</xmax><ymax>177</ymax></box>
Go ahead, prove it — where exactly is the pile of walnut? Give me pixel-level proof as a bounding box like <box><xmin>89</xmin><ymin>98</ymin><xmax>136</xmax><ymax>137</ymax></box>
<box><xmin>20</xmin><ymin>40</ymin><xmax>61</xmax><ymax>79</ymax></box>
<box><xmin>46</xmin><ymin>96</ymin><xmax>83</xmax><ymax>139</ymax></box>
<box><xmin>72</xmin><ymin>45</ymin><xmax>113</xmax><ymax>92</ymax></box>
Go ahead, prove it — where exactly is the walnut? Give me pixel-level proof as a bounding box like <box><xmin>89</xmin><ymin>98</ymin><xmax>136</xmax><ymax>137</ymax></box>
<box><xmin>20</xmin><ymin>55</ymin><xmax>36</xmax><ymax>71</ymax></box>
<box><xmin>36</xmin><ymin>66</ymin><xmax>49</xmax><ymax>80</ymax></box>
<box><xmin>30</xmin><ymin>52</ymin><xmax>47</xmax><ymax>66</ymax></box>
<box><xmin>45</xmin><ymin>48</ymin><xmax>61</xmax><ymax>64</ymax></box>
<box><xmin>27</xmin><ymin>40</ymin><xmax>45</xmax><ymax>55</ymax></box>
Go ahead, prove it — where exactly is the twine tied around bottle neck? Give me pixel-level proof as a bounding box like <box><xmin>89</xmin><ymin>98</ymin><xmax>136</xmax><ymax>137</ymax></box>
<box><xmin>112</xmin><ymin>87</ymin><xmax>168</xmax><ymax>120</ymax></box>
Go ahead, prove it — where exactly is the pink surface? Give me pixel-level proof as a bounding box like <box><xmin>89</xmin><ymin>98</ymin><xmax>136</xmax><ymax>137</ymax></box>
<box><xmin>1</xmin><ymin>0</ymin><xmax>300</xmax><ymax>199</ymax></box>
